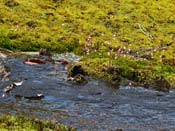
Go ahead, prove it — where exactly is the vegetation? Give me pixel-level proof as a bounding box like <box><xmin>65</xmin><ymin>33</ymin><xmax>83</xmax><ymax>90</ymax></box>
<box><xmin>0</xmin><ymin>115</ymin><xmax>76</xmax><ymax>131</ymax></box>
<box><xmin>0</xmin><ymin>0</ymin><xmax>175</xmax><ymax>88</ymax></box>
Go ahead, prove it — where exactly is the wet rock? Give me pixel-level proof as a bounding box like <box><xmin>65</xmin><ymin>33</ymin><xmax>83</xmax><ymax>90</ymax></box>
<box><xmin>3</xmin><ymin>83</ymin><xmax>15</xmax><ymax>93</ymax></box>
<box><xmin>3</xmin><ymin>81</ymin><xmax>24</xmax><ymax>93</ymax></box>
<box><xmin>69</xmin><ymin>65</ymin><xmax>87</xmax><ymax>77</ymax></box>
<box><xmin>68</xmin><ymin>65</ymin><xmax>88</xmax><ymax>84</ymax></box>
<box><xmin>152</xmin><ymin>76</ymin><xmax>171</xmax><ymax>92</ymax></box>
<box><xmin>23</xmin><ymin>49</ymin><xmax>53</xmax><ymax>65</ymax></box>
<box><xmin>39</xmin><ymin>48</ymin><xmax>54</xmax><ymax>63</ymax></box>
<box><xmin>15</xmin><ymin>94</ymin><xmax>44</xmax><ymax>100</ymax></box>
<box><xmin>67</xmin><ymin>74</ymin><xmax>88</xmax><ymax>84</ymax></box>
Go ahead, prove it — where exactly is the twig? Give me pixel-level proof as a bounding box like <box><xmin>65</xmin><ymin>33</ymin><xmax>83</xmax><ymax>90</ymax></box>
<box><xmin>137</xmin><ymin>23</ymin><xmax>154</xmax><ymax>41</ymax></box>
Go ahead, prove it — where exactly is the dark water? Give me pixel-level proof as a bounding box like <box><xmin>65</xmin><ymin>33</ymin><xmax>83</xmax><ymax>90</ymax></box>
<box><xmin>0</xmin><ymin>56</ymin><xmax>175</xmax><ymax>131</ymax></box>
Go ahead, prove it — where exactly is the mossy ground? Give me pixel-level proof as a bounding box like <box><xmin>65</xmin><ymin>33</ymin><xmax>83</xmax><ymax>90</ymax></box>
<box><xmin>0</xmin><ymin>0</ymin><xmax>175</xmax><ymax>87</ymax></box>
<box><xmin>0</xmin><ymin>115</ymin><xmax>76</xmax><ymax>131</ymax></box>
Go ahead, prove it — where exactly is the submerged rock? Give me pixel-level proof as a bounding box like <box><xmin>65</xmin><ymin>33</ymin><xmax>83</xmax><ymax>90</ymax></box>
<box><xmin>3</xmin><ymin>81</ymin><xmax>24</xmax><ymax>93</ymax></box>
<box><xmin>39</xmin><ymin>48</ymin><xmax>53</xmax><ymax>62</ymax></box>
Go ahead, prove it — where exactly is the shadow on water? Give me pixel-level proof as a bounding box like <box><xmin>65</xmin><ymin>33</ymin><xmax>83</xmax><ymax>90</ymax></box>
<box><xmin>0</xmin><ymin>55</ymin><xmax>175</xmax><ymax>131</ymax></box>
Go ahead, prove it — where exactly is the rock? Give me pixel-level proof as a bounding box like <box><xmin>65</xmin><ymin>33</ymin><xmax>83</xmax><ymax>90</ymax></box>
<box><xmin>15</xmin><ymin>94</ymin><xmax>44</xmax><ymax>100</ymax></box>
<box><xmin>67</xmin><ymin>74</ymin><xmax>88</xmax><ymax>84</ymax></box>
<box><xmin>39</xmin><ymin>48</ymin><xmax>54</xmax><ymax>62</ymax></box>
<box><xmin>152</xmin><ymin>76</ymin><xmax>171</xmax><ymax>92</ymax></box>
<box><xmin>39</xmin><ymin>48</ymin><xmax>52</xmax><ymax>57</ymax></box>
<box><xmin>4</xmin><ymin>84</ymin><xmax>16</xmax><ymax>93</ymax></box>
<box><xmin>68</xmin><ymin>65</ymin><xmax>88</xmax><ymax>84</ymax></box>
<box><xmin>3</xmin><ymin>80</ymin><xmax>24</xmax><ymax>93</ymax></box>
<box><xmin>68</xmin><ymin>65</ymin><xmax>87</xmax><ymax>77</ymax></box>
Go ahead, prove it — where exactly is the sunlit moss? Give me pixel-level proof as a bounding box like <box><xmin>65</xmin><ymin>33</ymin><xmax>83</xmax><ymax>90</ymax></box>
<box><xmin>0</xmin><ymin>0</ymin><xmax>175</xmax><ymax>87</ymax></box>
<box><xmin>0</xmin><ymin>115</ymin><xmax>76</xmax><ymax>131</ymax></box>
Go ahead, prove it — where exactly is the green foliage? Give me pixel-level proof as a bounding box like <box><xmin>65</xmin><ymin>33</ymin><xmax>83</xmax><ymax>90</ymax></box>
<box><xmin>0</xmin><ymin>0</ymin><xmax>175</xmax><ymax>87</ymax></box>
<box><xmin>0</xmin><ymin>30</ymin><xmax>14</xmax><ymax>50</ymax></box>
<box><xmin>0</xmin><ymin>115</ymin><xmax>76</xmax><ymax>131</ymax></box>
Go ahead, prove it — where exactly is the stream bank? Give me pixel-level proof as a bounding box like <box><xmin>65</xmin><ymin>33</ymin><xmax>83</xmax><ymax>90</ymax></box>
<box><xmin>0</xmin><ymin>52</ymin><xmax>175</xmax><ymax>131</ymax></box>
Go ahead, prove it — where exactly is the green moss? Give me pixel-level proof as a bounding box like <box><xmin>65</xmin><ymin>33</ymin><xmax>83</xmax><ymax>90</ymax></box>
<box><xmin>0</xmin><ymin>115</ymin><xmax>76</xmax><ymax>131</ymax></box>
<box><xmin>0</xmin><ymin>0</ymin><xmax>175</xmax><ymax>88</ymax></box>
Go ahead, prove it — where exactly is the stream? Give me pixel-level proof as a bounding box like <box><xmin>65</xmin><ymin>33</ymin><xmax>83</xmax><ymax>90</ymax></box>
<box><xmin>0</xmin><ymin>53</ymin><xmax>175</xmax><ymax>131</ymax></box>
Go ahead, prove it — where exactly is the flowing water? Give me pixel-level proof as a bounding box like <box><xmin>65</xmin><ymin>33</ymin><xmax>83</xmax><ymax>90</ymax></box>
<box><xmin>0</xmin><ymin>54</ymin><xmax>175</xmax><ymax>131</ymax></box>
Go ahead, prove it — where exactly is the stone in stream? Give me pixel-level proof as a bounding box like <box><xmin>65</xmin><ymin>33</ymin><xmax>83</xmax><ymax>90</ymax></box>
<box><xmin>15</xmin><ymin>94</ymin><xmax>44</xmax><ymax>100</ymax></box>
<box><xmin>3</xmin><ymin>83</ymin><xmax>16</xmax><ymax>93</ymax></box>
<box><xmin>23</xmin><ymin>48</ymin><xmax>54</xmax><ymax>65</ymax></box>
<box><xmin>38</xmin><ymin>48</ymin><xmax>54</xmax><ymax>63</ymax></box>
<box><xmin>67</xmin><ymin>74</ymin><xmax>88</xmax><ymax>84</ymax></box>
<box><xmin>68</xmin><ymin>65</ymin><xmax>88</xmax><ymax>84</ymax></box>
<box><xmin>3</xmin><ymin>81</ymin><xmax>24</xmax><ymax>93</ymax></box>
